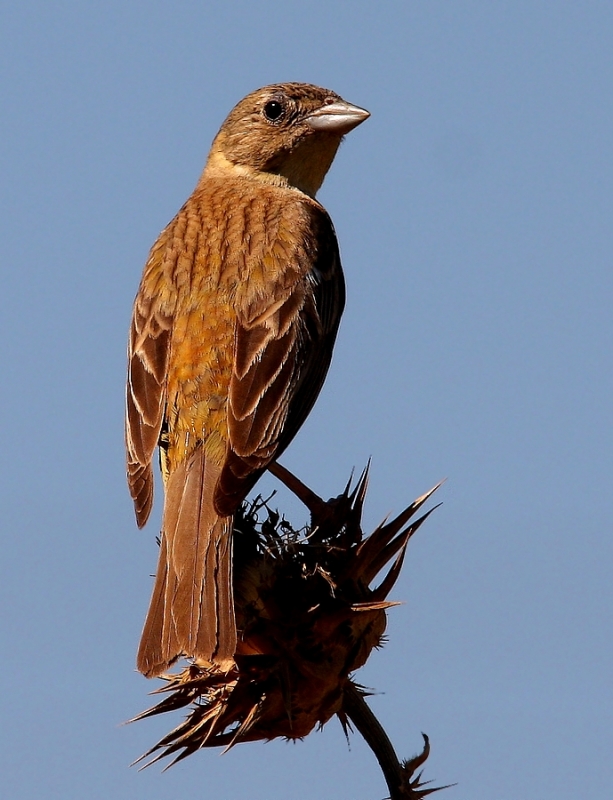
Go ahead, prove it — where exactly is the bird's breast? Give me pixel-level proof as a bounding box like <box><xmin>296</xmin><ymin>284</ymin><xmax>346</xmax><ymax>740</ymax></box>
<box><xmin>162</xmin><ymin>181</ymin><xmax>319</xmax><ymax>470</ymax></box>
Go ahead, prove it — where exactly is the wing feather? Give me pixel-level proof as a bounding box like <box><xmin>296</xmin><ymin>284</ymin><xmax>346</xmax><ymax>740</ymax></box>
<box><xmin>215</xmin><ymin>203</ymin><xmax>345</xmax><ymax>515</ymax></box>
<box><xmin>126</xmin><ymin>236</ymin><xmax>175</xmax><ymax>528</ymax></box>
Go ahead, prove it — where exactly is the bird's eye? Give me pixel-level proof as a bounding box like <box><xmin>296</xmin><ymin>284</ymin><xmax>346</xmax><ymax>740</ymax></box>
<box><xmin>263</xmin><ymin>100</ymin><xmax>284</xmax><ymax>122</ymax></box>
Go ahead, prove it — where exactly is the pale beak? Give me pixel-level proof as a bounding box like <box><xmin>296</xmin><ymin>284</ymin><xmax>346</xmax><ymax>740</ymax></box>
<box><xmin>305</xmin><ymin>100</ymin><xmax>370</xmax><ymax>134</ymax></box>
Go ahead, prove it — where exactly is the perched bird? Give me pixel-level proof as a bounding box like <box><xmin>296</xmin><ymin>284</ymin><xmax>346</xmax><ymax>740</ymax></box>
<box><xmin>126</xmin><ymin>82</ymin><xmax>369</xmax><ymax>678</ymax></box>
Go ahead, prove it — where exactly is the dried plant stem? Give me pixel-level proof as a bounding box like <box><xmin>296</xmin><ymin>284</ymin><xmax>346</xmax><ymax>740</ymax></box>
<box><xmin>343</xmin><ymin>683</ymin><xmax>404</xmax><ymax>798</ymax></box>
<box><xmin>131</xmin><ymin>466</ymin><xmax>447</xmax><ymax>796</ymax></box>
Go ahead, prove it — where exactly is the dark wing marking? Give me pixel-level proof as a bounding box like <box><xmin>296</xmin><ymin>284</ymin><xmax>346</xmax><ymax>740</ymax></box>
<box><xmin>215</xmin><ymin>205</ymin><xmax>345</xmax><ymax>515</ymax></box>
<box><xmin>126</xmin><ymin>243</ymin><xmax>174</xmax><ymax>528</ymax></box>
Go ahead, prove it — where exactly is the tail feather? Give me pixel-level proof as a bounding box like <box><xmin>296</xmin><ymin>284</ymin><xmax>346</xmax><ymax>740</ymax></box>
<box><xmin>137</xmin><ymin>449</ymin><xmax>236</xmax><ymax>678</ymax></box>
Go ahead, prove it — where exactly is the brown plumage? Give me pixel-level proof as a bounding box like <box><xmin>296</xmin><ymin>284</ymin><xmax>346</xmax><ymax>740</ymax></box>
<box><xmin>126</xmin><ymin>83</ymin><xmax>369</xmax><ymax>677</ymax></box>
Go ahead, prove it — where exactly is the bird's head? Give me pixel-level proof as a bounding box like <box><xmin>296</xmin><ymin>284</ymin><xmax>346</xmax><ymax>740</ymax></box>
<box><xmin>205</xmin><ymin>83</ymin><xmax>369</xmax><ymax>197</ymax></box>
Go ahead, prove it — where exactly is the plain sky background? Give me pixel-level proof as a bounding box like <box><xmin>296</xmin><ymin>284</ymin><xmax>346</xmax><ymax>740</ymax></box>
<box><xmin>1</xmin><ymin>2</ymin><xmax>612</xmax><ymax>799</ymax></box>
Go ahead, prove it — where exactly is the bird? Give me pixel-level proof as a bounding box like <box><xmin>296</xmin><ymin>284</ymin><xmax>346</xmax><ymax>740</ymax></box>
<box><xmin>126</xmin><ymin>82</ymin><xmax>369</xmax><ymax>678</ymax></box>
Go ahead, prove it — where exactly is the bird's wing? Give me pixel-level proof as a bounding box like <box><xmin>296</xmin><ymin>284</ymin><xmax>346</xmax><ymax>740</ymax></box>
<box><xmin>215</xmin><ymin>204</ymin><xmax>345</xmax><ymax>515</ymax></box>
<box><xmin>126</xmin><ymin>234</ymin><xmax>175</xmax><ymax>528</ymax></box>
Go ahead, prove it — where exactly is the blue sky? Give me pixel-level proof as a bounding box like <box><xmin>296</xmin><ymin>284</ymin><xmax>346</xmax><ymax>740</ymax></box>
<box><xmin>1</xmin><ymin>2</ymin><xmax>612</xmax><ymax>798</ymax></box>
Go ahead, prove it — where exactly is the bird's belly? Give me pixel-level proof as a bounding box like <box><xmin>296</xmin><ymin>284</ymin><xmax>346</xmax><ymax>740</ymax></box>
<box><xmin>165</xmin><ymin>293</ymin><xmax>235</xmax><ymax>468</ymax></box>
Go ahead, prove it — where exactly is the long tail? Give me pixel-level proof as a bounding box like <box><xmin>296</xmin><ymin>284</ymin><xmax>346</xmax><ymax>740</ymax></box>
<box><xmin>137</xmin><ymin>449</ymin><xmax>236</xmax><ymax>678</ymax></box>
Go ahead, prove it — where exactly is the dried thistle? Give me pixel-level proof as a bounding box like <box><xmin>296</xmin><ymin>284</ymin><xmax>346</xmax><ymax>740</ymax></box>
<box><xmin>131</xmin><ymin>464</ymin><xmax>449</xmax><ymax>799</ymax></box>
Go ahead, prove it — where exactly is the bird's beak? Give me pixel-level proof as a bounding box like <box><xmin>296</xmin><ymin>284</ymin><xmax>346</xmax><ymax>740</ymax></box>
<box><xmin>305</xmin><ymin>100</ymin><xmax>370</xmax><ymax>134</ymax></box>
